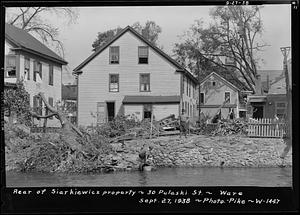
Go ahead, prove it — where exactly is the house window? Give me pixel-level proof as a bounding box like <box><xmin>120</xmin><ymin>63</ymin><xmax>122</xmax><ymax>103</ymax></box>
<box><xmin>143</xmin><ymin>104</ymin><xmax>152</xmax><ymax>119</ymax></box>
<box><xmin>200</xmin><ymin>93</ymin><xmax>205</xmax><ymax>104</ymax></box>
<box><xmin>182</xmin><ymin>76</ymin><xmax>185</xmax><ymax>94</ymax></box>
<box><xmin>5</xmin><ymin>55</ymin><xmax>17</xmax><ymax>77</ymax></box>
<box><xmin>109</xmin><ymin>74</ymin><xmax>119</xmax><ymax>92</ymax></box>
<box><xmin>24</xmin><ymin>58</ymin><xmax>30</xmax><ymax>80</ymax></box>
<box><xmin>138</xmin><ymin>46</ymin><xmax>148</xmax><ymax>64</ymax></box>
<box><xmin>109</xmin><ymin>46</ymin><xmax>119</xmax><ymax>64</ymax></box>
<box><xmin>140</xmin><ymin>73</ymin><xmax>150</xmax><ymax>92</ymax></box>
<box><xmin>47</xmin><ymin>97</ymin><xmax>54</xmax><ymax>119</ymax></box>
<box><xmin>212</xmin><ymin>81</ymin><xmax>216</xmax><ymax>86</ymax></box>
<box><xmin>33</xmin><ymin>95</ymin><xmax>43</xmax><ymax>116</ymax></box>
<box><xmin>192</xmin><ymin>84</ymin><xmax>194</xmax><ymax>98</ymax></box>
<box><xmin>188</xmin><ymin>80</ymin><xmax>191</xmax><ymax>97</ymax></box>
<box><xmin>186</xmin><ymin>79</ymin><xmax>189</xmax><ymax>96</ymax></box>
<box><xmin>225</xmin><ymin>92</ymin><xmax>230</xmax><ymax>103</ymax></box>
<box><xmin>49</xmin><ymin>65</ymin><xmax>53</xmax><ymax>85</ymax></box>
<box><xmin>33</xmin><ymin>61</ymin><xmax>42</xmax><ymax>82</ymax></box>
<box><xmin>276</xmin><ymin>102</ymin><xmax>287</xmax><ymax>119</ymax></box>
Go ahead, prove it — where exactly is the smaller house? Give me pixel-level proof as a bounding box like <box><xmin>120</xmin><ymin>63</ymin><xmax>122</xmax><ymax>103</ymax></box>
<box><xmin>199</xmin><ymin>71</ymin><xmax>251</xmax><ymax>120</ymax></box>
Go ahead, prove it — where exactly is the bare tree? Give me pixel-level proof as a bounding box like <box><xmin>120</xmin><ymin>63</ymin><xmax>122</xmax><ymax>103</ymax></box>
<box><xmin>6</xmin><ymin>7</ymin><xmax>79</xmax><ymax>57</ymax></box>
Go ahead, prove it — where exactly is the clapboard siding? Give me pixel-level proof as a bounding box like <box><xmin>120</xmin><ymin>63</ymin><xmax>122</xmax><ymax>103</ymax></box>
<box><xmin>124</xmin><ymin>104</ymin><xmax>143</xmax><ymax>120</ymax></box>
<box><xmin>18</xmin><ymin>54</ymin><xmax>62</xmax><ymax>127</ymax></box>
<box><xmin>78</xmin><ymin>31</ymin><xmax>182</xmax><ymax>126</ymax></box>
<box><xmin>200</xmin><ymin>73</ymin><xmax>238</xmax><ymax>118</ymax></box>
<box><xmin>153</xmin><ymin>104</ymin><xmax>179</xmax><ymax>120</ymax></box>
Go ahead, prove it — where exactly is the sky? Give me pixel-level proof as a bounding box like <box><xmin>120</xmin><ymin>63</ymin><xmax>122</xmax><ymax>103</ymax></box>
<box><xmin>49</xmin><ymin>4</ymin><xmax>291</xmax><ymax>84</ymax></box>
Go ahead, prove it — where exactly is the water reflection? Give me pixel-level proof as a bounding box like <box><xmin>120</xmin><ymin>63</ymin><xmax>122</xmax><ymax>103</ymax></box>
<box><xmin>138</xmin><ymin>172</ymin><xmax>148</xmax><ymax>186</ymax></box>
<box><xmin>6</xmin><ymin>167</ymin><xmax>292</xmax><ymax>187</ymax></box>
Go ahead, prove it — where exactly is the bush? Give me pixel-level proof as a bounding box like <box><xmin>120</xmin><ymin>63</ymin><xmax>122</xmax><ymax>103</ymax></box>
<box><xmin>4</xmin><ymin>81</ymin><xmax>32</xmax><ymax>126</ymax></box>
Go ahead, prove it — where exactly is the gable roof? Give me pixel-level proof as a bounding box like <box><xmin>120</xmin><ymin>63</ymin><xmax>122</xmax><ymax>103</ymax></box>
<box><xmin>73</xmin><ymin>26</ymin><xmax>198</xmax><ymax>84</ymax></box>
<box><xmin>5</xmin><ymin>23</ymin><xmax>67</xmax><ymax>65</ymax></box>
<box><xmin>200</xmin><ymin>71</ymin><xmax>250</xmax><ymax>91</ymax></box>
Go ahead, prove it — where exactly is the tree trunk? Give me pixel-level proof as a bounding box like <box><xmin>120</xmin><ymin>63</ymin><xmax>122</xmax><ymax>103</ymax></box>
<box><xmin>30</xmin><ymin>92</ymin><xmax>85</xmax><ymax>153</ymax></box>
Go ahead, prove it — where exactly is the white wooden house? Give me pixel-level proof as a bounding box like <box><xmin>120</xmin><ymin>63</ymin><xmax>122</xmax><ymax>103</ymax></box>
<box><xmin>73</xmin><ymin>26</ymin><xmax>198</xmax><ymax>126</ymax></box>
<box><xmin>4</xmin><ymin>23</ymin><xmax>68</xmax><ymax>127</ymax></box>
<box><xmin>199</xmin><ymin>71</ymin><xmax>251</xmax><ymax>120</ymax></box>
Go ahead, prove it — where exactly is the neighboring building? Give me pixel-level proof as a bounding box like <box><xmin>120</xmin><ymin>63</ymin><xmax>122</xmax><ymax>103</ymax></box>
<box><xmin>62</xmin><ymin>84</ymin><xmax>77</xmax><ymax>125</ymax></box>
<box><xmin>4</xmin><ymin>23</ymin><xmax>68</xmax><ymax>127</ymax></box>
<box><xmin>247</xmin><ymin>59</ymin><xmax>291</xmax><ymax>119</ymax></box>
<box><xmin>199</xmin><ymin>71</ymin><xmax>251</xmax><ymax>120</ymax></box>
<box><xmin>73</xmin><ymin>26</ymin><xmax>198</xmax><ymax>126</ymax></box>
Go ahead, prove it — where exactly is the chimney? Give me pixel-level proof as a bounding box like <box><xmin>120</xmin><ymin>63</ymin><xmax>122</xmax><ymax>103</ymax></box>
<box><xmin>255</xmin><ymin>74</ymin><xmax>262</xmax><ymax>95</ymax></box>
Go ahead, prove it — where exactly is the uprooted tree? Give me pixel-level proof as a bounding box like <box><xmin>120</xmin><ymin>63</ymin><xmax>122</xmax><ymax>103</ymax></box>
<box><xmin>4</xmin><ymin>81</ymin><xmax>86</xmax><ymax>153</ymax></box>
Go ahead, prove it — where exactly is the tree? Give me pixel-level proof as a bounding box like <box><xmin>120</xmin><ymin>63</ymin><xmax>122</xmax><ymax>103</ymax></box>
<box><xmin>92</xmin><ymin>21</ymin><xmax>162</xmax><ymax>51</ymax></box>
<box><xmin>4</xmin><ymin>81</ymin><xmax>32</xmax><ymax>126</ymax></box>
<box><xmin>173</xmin><ymin>6</ymin><xmax>267</xmax><ymax>93</ymax></box>
<box><xmin>6</xmin><ymin>7</ymin><xmax>79</xmax><ymax>57</ymax></box>
<box><xmin>4</xmin><ymin>81</ymin><xmax>85</xmax><ymax>153</ymax></box>
<box><xmin>92</xmin><ymin>27</ymin><xmax>123</xmax><ymax>51</ymax></box>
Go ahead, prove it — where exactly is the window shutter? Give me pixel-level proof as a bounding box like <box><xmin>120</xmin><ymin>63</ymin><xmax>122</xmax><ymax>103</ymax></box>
<box><xmin>39</xmin><ymin>62</ymin><xmax>42</xmax><ymax>79</ymax></box>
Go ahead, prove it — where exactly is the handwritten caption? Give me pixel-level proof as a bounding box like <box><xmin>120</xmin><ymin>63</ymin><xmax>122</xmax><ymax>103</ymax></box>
<box><xmin>12</xmin><ymin>188</ymin><xmax>280</xmax><ymax>206</ymax></box>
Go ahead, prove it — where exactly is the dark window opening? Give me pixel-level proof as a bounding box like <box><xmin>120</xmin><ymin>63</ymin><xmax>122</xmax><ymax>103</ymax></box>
<box><xmin>143</xmin><ymin>104</ymin><xmax>152</xmax><ymax>119</ymax></box>
<box><xmin>140</xmin><ymin>74</ymin><xmax>150</xmax><ymax>92</ymax></box>
<box><xmin>225</xmin><ymin>92</ymin><xmax>230</xmax><ymax>103</ymax></box>
<box><xmin>47</xmin><ymin>97</ymin><xmax>54</xmax><ymax>119</ymax></box>
<box><xmin>109</xmin><ymin>74</ymin><xmax>119</xmax><ymax>92</ymax></box>
<box><xmin>49</xmin><ymin>65</ymin><xmax>53</xmax><ymax>85</ymax></box>
<box><xmin>239</xmin><ymin>111</ymin><xmax>246</xmax><ymax>118</ymax></box>
<box><xmin>25</xmin><ymin>58</ymin><xmax>30</xmax><ymax>80</ymax></box>
<box><xmin>252</xmin><ymin>105</ymin><xmax>264</xmax><ymax>119</ymax></box>
<box><xmin>33</xmin><ymin>95</ymin><xmax>43</xmax><ymax>116</ymax></box>
<box><xmin>138</xmin><ymin>46</ymin><xmax>148</xmax><ymax>64</ymax></box>
<box><xmin>5</xmin><ymin>55</ymin><xmax>17</xmax><ymax>77</ymax></box>
<box><xmin>276</xmin><ymin>102</ymin><xmax>286</xmax><ymax>119</ymax></box>
<box><xmin>33</xmin><ymin>61</ymin><xmax>42</xmax><ymax>82</ymax></box>
<box><xmin>109</xmin><ymin>46</ymin><xmax>119</xmax><ymax>64</ymax></box>
<box><xmin>107</xmin><ymin>102</ymin><xmax>115</xmax><ymax>121</ymax></box>
<box><xmin>200</xmin><ymin>93</ymin><xmax>204</xmax><ymax>104</ymax></box>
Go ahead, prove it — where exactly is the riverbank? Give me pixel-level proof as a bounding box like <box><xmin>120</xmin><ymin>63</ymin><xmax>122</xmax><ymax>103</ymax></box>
<box><xmin>108</xmin><ymin>135</ymin><xmax>292</xmax><ymax>170</ymax></box>
<box><xmin>5</xmin><ymin>123</ymin><xmax>292</xmax><ymax>173</ymax></box>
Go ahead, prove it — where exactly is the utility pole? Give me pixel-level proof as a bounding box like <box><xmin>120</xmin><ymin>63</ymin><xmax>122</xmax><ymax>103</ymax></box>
<box><xmin>280</xmin><ymin>46</ymin><xmax>291</xmax><ymax>160</ymax></box>
<box><xmin>197</xmin><ymin>59</ymin><xmax>201</xmax><ymax>126</ymax></box>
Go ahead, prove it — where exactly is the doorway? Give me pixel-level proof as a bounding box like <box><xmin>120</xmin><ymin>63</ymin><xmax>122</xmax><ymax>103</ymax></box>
<box><xmin>252</xmin><ymin>105</ymin><xmax>264</xmax><ymax>119</ymax></box>
<box><xmin>106</xmin><ymin>102</ymin><xmax>115</xmax><ymax>121</ymax></box>
<box><xmin>143</xmin><ymin>104</ymin><xmax>152</xmax><ymax>119</ymax></box>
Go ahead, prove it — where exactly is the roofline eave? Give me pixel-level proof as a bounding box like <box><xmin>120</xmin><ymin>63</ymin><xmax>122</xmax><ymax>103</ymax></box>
<box><xmin>11</xmin><ymin>47</ymin><xmax>68</xmax><ymax>65</ymax></box>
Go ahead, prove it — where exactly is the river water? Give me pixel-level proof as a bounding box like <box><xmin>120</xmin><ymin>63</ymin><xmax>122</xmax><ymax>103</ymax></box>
<box><xmin>6</xmin><ymin>167</ymin><xmax>292</xmax><ymax>187</ymax></box>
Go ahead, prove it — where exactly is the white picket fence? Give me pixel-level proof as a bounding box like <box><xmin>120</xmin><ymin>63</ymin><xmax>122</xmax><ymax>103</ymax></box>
<box><xmin>247</xmin><ymin>118</ymin><xmax>286</xmax><ymax>138</ymax></box>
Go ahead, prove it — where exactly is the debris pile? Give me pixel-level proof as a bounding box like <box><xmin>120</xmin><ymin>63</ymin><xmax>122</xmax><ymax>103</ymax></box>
<box><xmin>209</xmin><ymin>119</ymin><xmax>248</xmax><ymax>136</ymax></box>
<box><xmin>158</xmin><ymin>114</ymin><xmax>179</xmax><ymax>131</ymax></box>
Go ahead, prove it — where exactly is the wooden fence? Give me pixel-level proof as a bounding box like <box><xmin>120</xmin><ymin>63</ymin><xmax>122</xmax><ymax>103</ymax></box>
<box><xmin>247</xmin><ymin>118</ymin><xmax>286</xmax><ymax>138</ymax></box>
